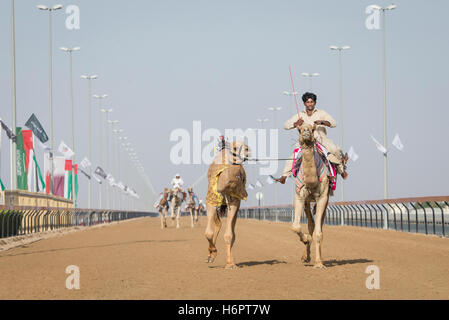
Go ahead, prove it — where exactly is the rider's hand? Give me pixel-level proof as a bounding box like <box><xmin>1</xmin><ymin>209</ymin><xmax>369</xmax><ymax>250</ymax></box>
<box><xmin>294</xmin><ymin>118</ymin><xmax>304</xmax><ymax>127</ymax></box>
<box><xmin>315</xmin><ymin>120</ymin><xmax>330</xmax><ymax>127</ymax></box>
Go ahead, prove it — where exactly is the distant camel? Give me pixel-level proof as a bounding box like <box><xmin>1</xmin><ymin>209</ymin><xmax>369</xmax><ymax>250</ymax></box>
<box><xmin>204</xmin><ymin>140</ymin><xmax>249</xmax><ymax>269</ymax></box>
<box><xmin>170</xmin><ymin>188</ymin><xmax>185</xmax><ymax>229</ymax></box>
<box><xmin>156</xmin><ymin>188</ymin><xmax>170</xmax><ymax>229</ymax></box>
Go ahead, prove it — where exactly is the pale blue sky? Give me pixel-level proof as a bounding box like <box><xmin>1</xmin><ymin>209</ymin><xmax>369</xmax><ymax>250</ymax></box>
<box><xmin>1</xmin><ymin>0</ymin><xmax>448</xmax><ymax>208</ymax></box>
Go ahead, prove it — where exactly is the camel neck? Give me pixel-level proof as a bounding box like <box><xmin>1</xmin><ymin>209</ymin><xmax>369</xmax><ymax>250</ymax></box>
<box><xmin>301</xmin><ymin>144</ymin><xmax>319</xmax><ymax>188</ymax></box>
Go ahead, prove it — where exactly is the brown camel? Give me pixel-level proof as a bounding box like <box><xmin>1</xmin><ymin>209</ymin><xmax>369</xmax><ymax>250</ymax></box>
<box><xmin>204</xmin><ymin>141</ymin><xmax>249</xmax><ymax>269</ymax></box>
<box><xmin>186</xmin><ymin>187</ymin><xmax>199</xmax><ymax>228</ymax></box>
<box><xmin>157</xmin><ymin>188</ymin><xmax>170</xmax><ymax>229</ymax></box>
<box><xmin>291</xmin><ymin>124</ymin><xmax>331</xmax><ymax>269</ymax></box>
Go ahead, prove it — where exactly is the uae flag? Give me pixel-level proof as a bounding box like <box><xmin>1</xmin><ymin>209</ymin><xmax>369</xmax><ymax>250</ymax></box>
<box><xmin>16</xmin><ymin>128</ymin><xmax>44</xmax><ymax>192</ymax></box>
<box><xmin>16</xmin><ymin>128</ymin><xmax>27</xmax><ymax>190</ymax></box>
<box><xmin>52</xmin><ymin>156</ymin><xmax>66</xmax><ymax>197</ymax></box>
<box><xmin>64</xmin><ymin>160</ymin><xmax>73</xmax><ymax>199</ymax></box>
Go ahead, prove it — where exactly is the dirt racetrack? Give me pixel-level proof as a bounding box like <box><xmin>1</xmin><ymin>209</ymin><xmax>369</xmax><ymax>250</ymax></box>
<box><xmin>0</xmin><ymin>216</ymin><xmax>448</xmax><ymax>300</ymax></box>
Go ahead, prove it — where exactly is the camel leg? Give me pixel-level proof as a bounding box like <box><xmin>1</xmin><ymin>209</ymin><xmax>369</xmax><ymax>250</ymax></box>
<box><xmin>224</xmin><ymin>197</ymin><xmax>240</xmax><ymax>269</ymax></box>
<box><xmin>159</xmin><ymin>209</ymin><xmax>164</xmax><ymax>229</ymax></box>
<box><xmin>301</xmin><ymin>200</ymin><xmax>315</xmax><ymax>263</ymax></box>
<box><xmin>163</xmin><ymin>207</ymin><xmax>168</xmax><ymax>228</ymax></box>
<box><xmin>313</xmin><ymin>196</ymin><xmax>328</xmax><ymax>269</ymax></box>
<box><xmin>189</xmin><ymin>208</ymin><xmax>194</xmax><ymax>228</ymax></box>
<box><xmin>194</xmin><ymin>209</ymin><xmax>199</xmax><ymax>224</ymax></box>
<box><xmin>205</xmin><ymin>204</ymin><xmax>221</xmax><ymax>263</ymax></box>
<box><xmin>292</xmin><ymin>191</ymin><xmax>312</xmax><ymax>245</ymax></box>
<box><xmin>176</xmin><ymin>205</ymin><xmax>181</xmax><ymax>229</ymax></box>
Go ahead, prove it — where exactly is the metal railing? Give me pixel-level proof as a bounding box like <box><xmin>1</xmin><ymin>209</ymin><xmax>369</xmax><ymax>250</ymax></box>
<box><xmin>238</xmin><ymin>196</ymin><xmax>449</xmax><ymax>238</ymax></box>
<box><xmin>0</xmin><ymin>205</ymin><xmax>157</xmax><ymax>239</ymax></box>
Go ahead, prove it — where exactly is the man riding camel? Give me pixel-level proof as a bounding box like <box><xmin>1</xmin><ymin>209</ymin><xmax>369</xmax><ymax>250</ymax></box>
<box><xmin>170</xmin><ymin>173</ymin><xmax>186</xmax><ymax>202</ymax></box>
<box><xmin>276</xmin><ymin>92</ymin><xmax>348</xmax><ymax>184</ymax></box>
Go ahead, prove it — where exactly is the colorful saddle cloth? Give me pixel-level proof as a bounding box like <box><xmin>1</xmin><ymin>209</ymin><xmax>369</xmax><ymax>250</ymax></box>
<box><xmin>292</xmin><ymin>142</ymin><xmax>336</xmax><ymax>192</ymax></box>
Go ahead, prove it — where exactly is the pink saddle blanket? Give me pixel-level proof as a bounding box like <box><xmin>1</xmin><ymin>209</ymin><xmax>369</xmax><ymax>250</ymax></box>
<box><xmin>292</xmin><ymin>142</ymin><xmax>337</xmax><ymax>191</ymax></box>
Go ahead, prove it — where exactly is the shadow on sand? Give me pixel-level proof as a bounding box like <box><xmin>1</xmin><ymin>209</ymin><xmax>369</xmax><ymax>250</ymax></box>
<box><xmin>303</xmin><ymin>258</ymin><xmax>373</xmax><ymax>268</ymax></box>
<box><xmin>0</xmin><ymin>239</ymin><xmax>191</xmax><ymax>258</ymax></box>
<box><xmin>208</xmin><ymin>259</ymin><xmax>287</xmax><ymax>269</ymax></box>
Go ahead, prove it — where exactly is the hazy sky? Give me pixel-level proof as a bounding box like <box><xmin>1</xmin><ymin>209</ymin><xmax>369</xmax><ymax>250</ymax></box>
<box><xmin>1</xmin><ymin>0</ymin><xmax>448</xmax><ymax>208</ymax></box>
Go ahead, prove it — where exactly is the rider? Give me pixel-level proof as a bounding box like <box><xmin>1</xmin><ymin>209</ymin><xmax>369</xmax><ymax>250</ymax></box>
<box><xmin>171</xmin><ymin>174</ymin><xmax>186</xmax><ymax>201</ymax></box>
<box><xmin>171</xmin><ymin>174</ymin><xmax>184</xmax><ymax>189</ymax></box>
<box><xmin>276</xmin><ymin>92</ymin><xmax>348</xmax><ymax>184</ymax></box>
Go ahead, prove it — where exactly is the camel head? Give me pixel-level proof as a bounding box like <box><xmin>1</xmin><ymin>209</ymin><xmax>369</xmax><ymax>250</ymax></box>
<box><xmin>230</xmin><ymin>141</ymin><xmax>250</xmax><ymax>164</ymax></box>
<box><xmin>298</xmin><ymin>124</ymin><xmax>316</xmax><ymax>146</ymax></box>
<box><xmin>187</xmin><ymin>187</ymin><xmax>193</xmax><ymax>194</ymax></box>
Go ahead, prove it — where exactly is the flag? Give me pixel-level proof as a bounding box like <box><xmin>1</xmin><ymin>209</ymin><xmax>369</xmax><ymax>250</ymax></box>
<box><xmin>392</xmin><ymin>134</ymin><xmax>404</xmax><ymax>151</ymax></box>
<box><xmin>52</xmin><ymin>156</ymin><xmax>66</xmax><ymax>197</ymax></box>
<box><xmin>58</xmin><ymin>141</ymin><xmax>74</xmax><ymax>159</ymax></box>
<box><xmin>22</xmin><ymin>130</ymin><xmax>36</xmax><ymax>192</ymax></box>
<box><xmin>370</xmin><ymin>135</ymin><xmax>387</xmax><ymax>155</ymax></box>
<box><xmin>15</xmin><ymin>128</ymin><xmax>27</xmax><ymax>190</ymax></box>
<box><xmin>25</xmin><ymin>113</ymin><xmax>49</xmax><ymax>143</ymax></box>
<box><xmin>43</xmin><ymin>151</ymin><xmax>51</xmax><ymax>194</ymax></box>
<box><xmin>32</xmin><ymin>153</ymin><xmax>46</xmax><ymax>191</ymax></box>
<box><xmin>255</xmin><ymin>179</ymin><xmax>263</xmax><ymax>188</ymax></box>
<box><xmin>80</xmin><ymin>157</ymin><xmax>91</xmax><ymax>169</ymax></box>
<box><xmin>0</xmin><ymin>119</ymin><xmax>16</xmax><ymax>142</ymax></box>
<box><xmin>247</xmin><ymin>183</ymin><xmax>255</xmax><ymax>190</ymax></box>
<box><xmin>117</xmin><ymin>181</ymin><xmax>125</xmax><ymax>191</ymax></box>
<box><xmin>0</xmin><ymin>178</ymin><xmax>5</xmax><ymax>191</ymax></box>
<box><xmin>107</xmin><ymin>174</ymin><xmax>116</xmax><ymax>187</ymax></box>
<box><xmin>266</xmin><ymin>175</ymin><xmax>276</xmax><ymax>185</ymax></box>
<box><xmin>64</xmin><ymin>160</ymin><xmax>73</xmax><ymax>199</ymax></box>
<box><xmin>348</xmin><ymin>146</ymin><xmax>359</xmax><ymax>162</ymax></box>
<box><xmin>95</xmin><ymin>166</ymin><xmax>107</xmax><ymax>179</ymax></box>
<box><xmin>92</xmin><ymin>174</ymin><xmax>102</xmax><ymax>184</ymax></box>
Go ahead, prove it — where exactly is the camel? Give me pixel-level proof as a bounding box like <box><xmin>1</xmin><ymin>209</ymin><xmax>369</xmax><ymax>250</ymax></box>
<box><xmin>186</xmin><ymin>188</ymin><xmax>199</xmax><ymax>228</ymax></box>
<box><xmin>169</xmin><ymin>188</ymin><xmax>184</xmax><ymax>229</ymax></box>
<box><xmin>157</xmin><ymin>188</ymin><xmax>170</xmax><ymax>229</ymax></box>
<box><xmin>291</xmin><ymin>124</ymin><xmax>331</xmax><ymax>269</ymax></box>
<box><xmin>204</xmin><ymin>140</ymin><xmax>249</xmax><ymax>269</ymax></box>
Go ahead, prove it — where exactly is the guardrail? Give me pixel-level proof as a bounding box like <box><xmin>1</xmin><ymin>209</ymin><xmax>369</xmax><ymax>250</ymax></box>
<box><xmin>238</xmin><ymin>196</ymin><xmax>449</xmax><ymax>238</ymax></box>
<box><xmin>0</xmin><ymin>205</ymin><xmax>157</xmax><ymax>239</ymax></box>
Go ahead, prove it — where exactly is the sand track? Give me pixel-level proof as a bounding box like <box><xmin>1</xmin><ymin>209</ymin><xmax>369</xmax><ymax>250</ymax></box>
<box><xmin>0</xmin><ymin>216</ymin><xmax>448</xmax><ymax>299</ymax></box>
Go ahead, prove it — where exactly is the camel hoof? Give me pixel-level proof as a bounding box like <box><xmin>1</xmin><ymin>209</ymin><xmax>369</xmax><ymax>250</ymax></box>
<box><xmin>301</xmin><ymin>256</ymin><xmax>311</xmax><ymax>264</ymax></box>
<box><xmin>313</xmin><ymin>262</ymin><xmax>326</xmax><ymax>269</ymax></box>
<box><xmin>225</xmin><ymin>263</ymin><xmax>239</xmax><ymax>270</ymax></box>
<box><xmin>290</xmin><ymin>224</ymin><xmax>302</xmax><ymax>234</ymax></box>
<box><xmin>205</xmin><ymin>256</ymin><xmax>215</xmax><ymax>263</ymax></box>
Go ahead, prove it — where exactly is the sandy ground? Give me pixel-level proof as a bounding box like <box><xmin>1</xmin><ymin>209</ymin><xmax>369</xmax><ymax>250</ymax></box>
<box><xmin>0</xmin><ymin>216</ymin><xmax>448</xmax><ymax>300</ymax></box>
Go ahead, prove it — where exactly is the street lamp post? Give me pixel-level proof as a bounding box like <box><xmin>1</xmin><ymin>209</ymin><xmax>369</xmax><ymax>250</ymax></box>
<box><xmin>101</xmin><ymin>108</ymin><xmax>113</xmax><ymax>208</ymax></box>
<box><xmin>268</xmin><ymin>107</ymin><xmax>282</xmax><ymax>206</ymax></box>
<box><xmin>93</xmin><ymin>94</ymin><xmax>107</xmax><ymax>209</ymax></box>
<box><xmin>81</xmin><ymin>75</ymin><xmax>98</xmax><ymax>208</ymax></box>
<box><xmin>37</xmin><ymin>4</ymin><xmax>63</xmax><ymax>194</ymax></box>
<box><xmin>60</xmin><ymin>47</ymin><xmax>80</xmax><ymax>204</ymax></box>
<box><xmin>10</xmin><ymin>0</ymin><xmax>18</xmax><ymax>190</ymax></box>
<box><xmin>301</xmin><ymin>72</ymin><xmax>320</xmax><ymax>91</ymax></box>
<box><xmin>370</xmin><ymin>4</ymin><xmax>397</xmax><ymax>199</ymax></box>
<box><xmin>108</xmin><ymin>120</ymin><xmax>119</xmax><ymax>209</ymax></box>
<box><xmin>330</xmin><ymin>45</ymin><xmax>350</xmax><ymax>201</ymax></box>
<box><xmin>113</xmin><ymin>130</ymin><xmax>124</xmax><ymax>209</ymax></box>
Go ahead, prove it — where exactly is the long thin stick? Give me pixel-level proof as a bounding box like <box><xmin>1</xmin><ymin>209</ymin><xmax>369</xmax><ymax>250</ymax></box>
<box><xmin>289</xmin><ymin>65</ymin><xmax>301</xmax><ymax>117</ymax></box>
